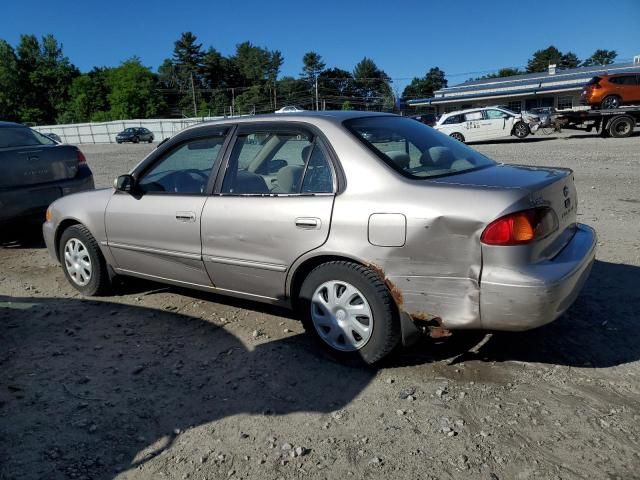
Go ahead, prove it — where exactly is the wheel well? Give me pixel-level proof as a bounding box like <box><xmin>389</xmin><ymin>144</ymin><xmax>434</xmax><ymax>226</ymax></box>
<box><xmin>289</xmin><ymin>254</ymin><xmax>365</xmax><ymax>307</ymax></box>
<box><xmin>54</xmin><ymin>219</ymin><xmax>81</xmax><ymax>261</ymax></box>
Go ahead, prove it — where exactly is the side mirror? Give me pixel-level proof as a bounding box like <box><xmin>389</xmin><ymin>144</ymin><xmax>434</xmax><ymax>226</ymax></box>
<box><xmin>114</xmin><ymin>174</ymin><xmax>135</xmax><ymax>192</ymax></box>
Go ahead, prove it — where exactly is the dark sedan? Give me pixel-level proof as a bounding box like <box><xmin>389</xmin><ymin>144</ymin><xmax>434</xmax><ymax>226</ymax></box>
<box><xmin>116</xmin><ymin>127</ymin><xmax>154</xmax><ymax>144</ymax></box>
<box><xmin>0</xmin><ymin>121</ymin><xmax>94</xmax><ymax>224</ymax></box>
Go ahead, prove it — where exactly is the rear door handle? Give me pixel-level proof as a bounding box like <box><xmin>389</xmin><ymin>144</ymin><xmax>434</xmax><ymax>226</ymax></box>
<box><xmin>295</xmin><ymin>217</ymin><xmax>321</xmax><ymax>229</ymax></box>
<box><xmin>176</xmin><ymin>211</ymin><xmax>196</xmax><ymax>223</ymax></box>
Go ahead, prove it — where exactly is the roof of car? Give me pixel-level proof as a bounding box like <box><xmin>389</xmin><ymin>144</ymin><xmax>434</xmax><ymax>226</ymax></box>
<box><xmin>185</xmin><ymin>110</ymin><xmax>397</xmax><ymax>132</ymax></box>
<box><xmin>440</xmin><ymin>106</ymin><xmax>508</xmax><ymax>117</ymax></box>
<box><xmin>0</xmin><ymin>121</ymin><xmax>25</xmax><ymax>128</ymax></box>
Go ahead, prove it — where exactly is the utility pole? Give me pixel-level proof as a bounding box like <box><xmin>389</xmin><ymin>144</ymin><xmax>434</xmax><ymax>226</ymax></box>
<box><xmin>231</xmin><ymin>88</ymin><xmax>235</xmax><ymax>116</ymax></box>
<box><xmin>190</xmin><ymin>73</ymin><xmax>197</xmax><ymax>117</ymax></box>
<box><xmin>315</xmin><ymin>75</ymin><xmax>319</xmax><ymax>111</ymax></box>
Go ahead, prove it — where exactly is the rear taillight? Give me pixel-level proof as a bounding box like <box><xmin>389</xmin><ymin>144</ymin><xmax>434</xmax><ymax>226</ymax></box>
<box><xmin>481</xmin><ymin>207</ymin><xmax>558</xmax><ymax>246</ymax></box>
<box><xmin>76</xmin><ymin>149</ymin><xmax>86</xmax><ymax>164</ymax></box>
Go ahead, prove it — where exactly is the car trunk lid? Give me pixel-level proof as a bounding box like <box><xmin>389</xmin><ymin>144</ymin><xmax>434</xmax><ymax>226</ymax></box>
<box><xmin>0</xmin><ymin>144</ymin><xmax>81</xmax><ymax>188</ymax></box>
<box><xmin>433</xmin><ymin>164</ymin><xmax>577</xmax><ymax>260</ymax></box>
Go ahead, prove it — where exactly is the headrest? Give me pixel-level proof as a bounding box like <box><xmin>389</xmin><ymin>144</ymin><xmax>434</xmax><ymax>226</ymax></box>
<box><xmin>385</xmin><ymin>150</ymin><xmax>410</xmax><ymax>170</ymax></box>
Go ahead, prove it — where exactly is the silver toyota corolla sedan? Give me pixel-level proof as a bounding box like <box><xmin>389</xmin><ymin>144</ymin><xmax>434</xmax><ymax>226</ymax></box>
<box><xmin>43</xmin><ymin>111</ymin><xmax>596</xmax><ymax>364</ymax></box>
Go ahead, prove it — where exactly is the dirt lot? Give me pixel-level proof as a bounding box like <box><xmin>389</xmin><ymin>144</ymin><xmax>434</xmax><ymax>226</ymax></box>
<box><xmin>1</xmin><ymin>131</ymin><xmax>640</xmax><ymax>480</ymax></box>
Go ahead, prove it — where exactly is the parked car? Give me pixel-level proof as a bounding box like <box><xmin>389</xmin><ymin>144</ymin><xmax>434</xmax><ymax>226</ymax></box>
<box><xmin>275</xmin><ymin>106</ymin><xmax>305</xmax><ymax>114</ymax></box>
<box><xmin>0</xmin><ymin>121</ymin><xmax>94</xmax><ymax>225</ymax></box>
<box><xmin>44</xmin><ymin>132</ymin><xmax>62</xmax><ymax>143</ymax></box>
<box><xmin>43</xmin><ymin>112</ymin><xmax>595</xmax><ymax>364</ymax></box>
<box><xmin>410</xmin><ymin>113</ymin><xmax>437</xmax><ymax>127</ymax></box>
<box><xmin>434</xmin><ymin>107</ymin><xmax>540</xmax><ymax>143</ymax></box>
<box><xmin>116</xmin><ymin>127</ymin><xmax>154</xmax><ymax>144</ymax></box>
<box><xmin>581</xmin><ymin>73</ymin><xmax>640</xmax><ymax>110</ymax></box>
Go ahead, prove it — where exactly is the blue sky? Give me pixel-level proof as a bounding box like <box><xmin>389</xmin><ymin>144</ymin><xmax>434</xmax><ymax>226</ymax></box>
<box><xmin>2</xmin><ymin>0</ymin><xmax>639</xmax><ymax>90</ymax></box>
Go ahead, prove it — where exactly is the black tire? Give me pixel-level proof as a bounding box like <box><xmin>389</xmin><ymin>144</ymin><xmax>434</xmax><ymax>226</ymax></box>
<box><xmin>601</xmin><ymin>95</ymin><xmax>621</xmax><ymax>110</ymax></box>
<box><xmin>148</xmin><ymin>137</ymin><xmax>153</xmax><ymax>143</ymax></box>
<box><xmin>513</xmin><ymin>121</ymin><xmax>530</xmax><ymax>139</ymax></box>
<box><xmin>608</xmin><ymin>115</ymin><xmax>635</xmax><ymax>138</ymax></box>
<box><xmin>116</xmin><ymin>140</ymin><xmax>122</xmax><ymax>144</ymax></box>
<box><xmin>298</xmin><ymin>261</ymin><xmax>401</xmax><ymax>365</ymax></box>
<box><xmin>133</xmin><ymin>136</ymin><xmax>140</xmax><ymax>143</ymax></box>
<box><xmin>58</xmin><ymin>224</ymin><xmax>111</xmax><ymax>296</ymax></box>
<box><xmin>449</xmin><ymin>132</ymin><xmax>465</xmax><ymax>143</ymax></box>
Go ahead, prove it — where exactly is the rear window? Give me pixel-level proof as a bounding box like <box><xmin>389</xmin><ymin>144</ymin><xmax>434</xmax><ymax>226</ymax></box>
<box><xmin>0</xmin><ymin>127</ymin><xmax>56</xmax><ymax>148</ymax></box>
<box><xmin>345</xmin><ymin>116</ymin><xmax>495</xmax><ymax>179</ymax></box>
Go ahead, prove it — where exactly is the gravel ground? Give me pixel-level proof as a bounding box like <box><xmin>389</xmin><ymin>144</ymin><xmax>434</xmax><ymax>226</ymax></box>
<box><xmin>1</xmin><ymin>130</ymin><xmax>640</xmax><ymax>480</ymax></box>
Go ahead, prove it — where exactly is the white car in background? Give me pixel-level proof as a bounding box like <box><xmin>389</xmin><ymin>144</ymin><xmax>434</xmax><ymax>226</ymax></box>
<box><xmin>274</xmin><ymin>105</ymin><xmax>305</xmax><ymax>114</ymax></box>
<box><xmin>434</xmin><ymin>107</ymin><xmax>539</xmax><ymax>143</ymax></box>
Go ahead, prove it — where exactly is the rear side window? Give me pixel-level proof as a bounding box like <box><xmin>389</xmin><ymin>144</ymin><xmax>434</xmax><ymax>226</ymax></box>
<box><xmin>586</xmin><ymin>76</ymin><xmax>601</xmax><ymax>86</ymax></box>
<box><xmin>0</xmin><ymin>127</ymin><xmax>55</xmax><ymax>148</ymax></box>
<box><xmin>221</xmin><ymin>128</ymin><xmax>334</xmax><ymax>195</ymax></box>
<box><xmin>442</xmin><ymin>114</ymin><xmax>464</xmax><ymax>125</ymax></box>
<box><xmin>345</xmin><ymin>116</ymin><xmax>495</xmax><ymax>179</ymax></box>
<box><xmin>610</xmin><ymin>75</ymin><xmax>637</xmax><ymax>85</ymax></box>
<box><xmin>464</xmin><ymin>111</ymin><xmax>483</xmax><ymax>121</ymax></box>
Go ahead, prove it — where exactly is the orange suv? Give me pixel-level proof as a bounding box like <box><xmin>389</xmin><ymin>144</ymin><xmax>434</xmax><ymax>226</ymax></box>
<box><xmin>581</xmin><ymin>73</ymin><xmax>640</xmax><ymax>109</ymax></box>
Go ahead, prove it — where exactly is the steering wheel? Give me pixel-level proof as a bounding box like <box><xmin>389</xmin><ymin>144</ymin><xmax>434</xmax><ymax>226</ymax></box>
<box><xmin>171</xmin><ymin>169</ymin><xmax>209</xmax><ymax>193</ymax></box>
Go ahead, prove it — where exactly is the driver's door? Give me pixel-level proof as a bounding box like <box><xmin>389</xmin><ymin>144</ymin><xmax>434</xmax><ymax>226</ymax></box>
<box><xmin>482</xmin><ymin>109</ymin><xmax>511</xmax><ymax>139</ymax></box>
<box><xmin>105</xmin><ymin>132</ymin><xmax>228</xmax><ymax>286</ymax></box>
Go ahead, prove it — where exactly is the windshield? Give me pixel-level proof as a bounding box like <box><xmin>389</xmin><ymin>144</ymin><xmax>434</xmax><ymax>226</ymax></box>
<box><xmin>124</xmin><ymin>128</ymin><xmax>136</xmax><ymax>133</ymax></box>
<box><xmin>0</xmin><ymin>127</ymin><xmax>56</xmax><ymax>148</ymax></box>
<box><xmin>344</xmin><ymin>116</ymin><xmax>495</xmax><ymax>179</ymax></box>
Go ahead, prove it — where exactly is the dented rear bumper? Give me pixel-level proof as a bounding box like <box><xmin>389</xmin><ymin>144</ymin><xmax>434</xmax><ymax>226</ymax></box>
<box><xmin>479</xmin><ymin>224</ymin><xmax>596</xmax><ymax>331</ymax></box>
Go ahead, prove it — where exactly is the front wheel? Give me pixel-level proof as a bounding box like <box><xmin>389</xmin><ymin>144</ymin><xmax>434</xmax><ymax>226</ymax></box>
<box><xmin>59</xmin><ymin>225</ymin><xmax>111</xmax><ymax>296</ymax></box>
<box><xmin>449</xmin><ymin>132</ymin><xmax>465</xmax><ymax>143</ymax></box>
<box><xmin>513</xmin><ymin>121</ymin><xmax>530</xmax><ymax>139</ymax></box>
<box><xmin>298</xmin><ymin>261</ymin><xmax>401</xmax><ymax>364</ymax></box>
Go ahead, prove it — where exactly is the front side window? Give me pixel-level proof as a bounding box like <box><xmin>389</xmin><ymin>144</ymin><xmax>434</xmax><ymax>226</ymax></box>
<box><xmin>137</xmin><ymin>136</ymin><xmax>226</xmax><ymax>194</ymax></box>
<box><xmin>485</xmin><ymin>109</ymin><xmax>506</xmax><ymax>120</ymax></box>
<box><xmin>345</xmin><ymin>116</ymin><xmax>495</xmax><ymax>179</ymax></box>
<box><xmin>0</xmin><ymin>127</ymin><xmax>56</xmax><ymax>148</ymax></box>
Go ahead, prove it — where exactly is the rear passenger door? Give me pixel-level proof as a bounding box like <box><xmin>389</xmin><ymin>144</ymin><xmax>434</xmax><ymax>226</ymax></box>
<box><xmin>200</xmin><ymin>123</ymin><xmax>336</xmax><ymax>300</ymax></box>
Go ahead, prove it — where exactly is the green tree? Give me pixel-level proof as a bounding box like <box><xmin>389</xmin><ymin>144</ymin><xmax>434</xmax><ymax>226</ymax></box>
<box><xmin>59</xmin><ymin>68</ymin><xmax>110</xmax><ymax>123</ymax></box>
<box><xmin>353</xmin><ymin>57</ymin><xmax>393</xmax><ymax>110</ymax></box>
<box><xmin>277</xmin><ymin>76</ymin><xmax>309</xmax><ymax>108</ymax></box>
<box><xmin>0</xmin><ymin>40</ymin><xmax>20</xmax><ymax>121</ymax></box>
<box><xmin>15</xmin><ymin>34</ymin><xmax>78</xmax><ymax>124</ymax></box>
<box><xmin>402</xmin><ymin>67</ymin><xmax>447</xmax><ymax>99</ymax></box>
<box><xmin>318</xmin><ymin>67</ymin><xmax>354</xmax><ymax>108</ymax></box>
<box><xmin>582</xmin><ymin>49</ymin><xmax>617</xmax><ymax>66</ymax></box>
<box><xmin>526</xmin><ymin>46</ymin><xmax>580</xmax><ymax>73</ymax></box>
<box><xmin>106</xmin><ymin>58</ymin><xmax>162</xmax><ymax>119</ymax></box>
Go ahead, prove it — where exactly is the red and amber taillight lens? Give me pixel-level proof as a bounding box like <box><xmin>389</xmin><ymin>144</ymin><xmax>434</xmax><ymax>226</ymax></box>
<box><xmin>481</xmin><ymin>207</ymin><xmax>558</xmax><ymax>246</ymax></box>
<box><xmin>76</xmin><ymin>148</ymin><xmax>87</xmax><ymax>164</ymax></box>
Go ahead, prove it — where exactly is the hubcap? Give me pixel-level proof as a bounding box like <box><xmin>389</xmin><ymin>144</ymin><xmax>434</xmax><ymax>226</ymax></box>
<box><xmin>615</xmin><ymin>122</ymin><xmax>631</xmax><ymax>135</ymax></box>
<box><xmin>64</xmin><ymin>238</ymin><xmax>92</xmax><ymax>286</ymax></box>
<box><xmin>604</xmin><ymin>97</ymin><xmax>618</xmax><ymax>109</ymax></box>
<box><xmin>310</xmin><ymin>280</ymin><xmax>373</xmax><ymax>352</ymax></box>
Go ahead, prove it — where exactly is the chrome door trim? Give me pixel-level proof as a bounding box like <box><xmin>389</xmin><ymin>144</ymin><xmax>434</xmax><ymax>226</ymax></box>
<box><xmin>108</xmin><ymin>242</ymin><xmax>202</xmax><ymax>260</ymax></box>
<box><xmin>203</xmin><ymin>255</ymin><xmax>287</xmax><ymax>272</ymax></box>
<box><xmin>113</xmin><ymin>268</ymin><xmax>280</xmax><ymax>301</ymax></box>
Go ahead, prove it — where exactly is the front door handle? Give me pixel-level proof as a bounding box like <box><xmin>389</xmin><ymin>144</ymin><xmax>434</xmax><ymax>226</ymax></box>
<box><xmin>295</xmin><ymin>217</ymin><xmax>321</xmax><ymax>229</ymax></box>
<box><xmin>176</xmin><ymin>211</ymin><xmax>196</xmax><ymax>223</ymax></box>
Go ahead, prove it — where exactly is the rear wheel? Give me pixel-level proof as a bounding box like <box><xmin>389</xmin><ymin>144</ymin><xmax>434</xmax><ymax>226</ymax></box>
<box><xmin>601</xmin><ymin>95</ymin><xmax>621</xmax><ymax>110</ymax></box>
<box><xmin>133</xmin><ymin>136</ymin><xmax>140</xmax><ymax>143</ymax></box>
<box><xmin>298</xmin><ymin>261</ymin><xmax>401</xmax><ymax>365</ymax></box>
<box><xmin>148</xmin><ymin>137</ymin><xmax>153</xmax><ymax>143</ymax></box>
<box><xmin>59</xmin><ymin>225</ymin><xmax>111</xmax><ymax>296</ymax></box>
<box><xmin>608</xmin><ymin>115</ymin><xmax>635</xmax><ymax>138</ymax></box>
<box><xmin>449</xmin><ymin>132</ymin><xmax>465</xmax><ymax>143</ymax></box>
<box><xmin>513</xmin><ymin>121</ymin><xmax>530</xmax><ymax>139</ymax></box>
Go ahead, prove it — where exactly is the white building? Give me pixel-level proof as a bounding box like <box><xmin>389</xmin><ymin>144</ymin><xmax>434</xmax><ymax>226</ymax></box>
<box><xmin>407</xmin><ymin>58</ymin><xmax>640</xmax><ymax>114</ymax></box>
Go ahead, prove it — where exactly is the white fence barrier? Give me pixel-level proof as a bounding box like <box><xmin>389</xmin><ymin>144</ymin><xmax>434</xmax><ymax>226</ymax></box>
<box><xmin>32</xmin><ymin>116</ymin><xmax>230</xmax><ymax>144</ymax></box>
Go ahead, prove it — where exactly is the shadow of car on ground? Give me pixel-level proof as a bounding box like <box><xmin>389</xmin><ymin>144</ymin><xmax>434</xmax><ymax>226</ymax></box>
<box><xmin>1</xmin><ymin>259</ymin><xmax>639</xmax><ymax>478</ymax></box>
